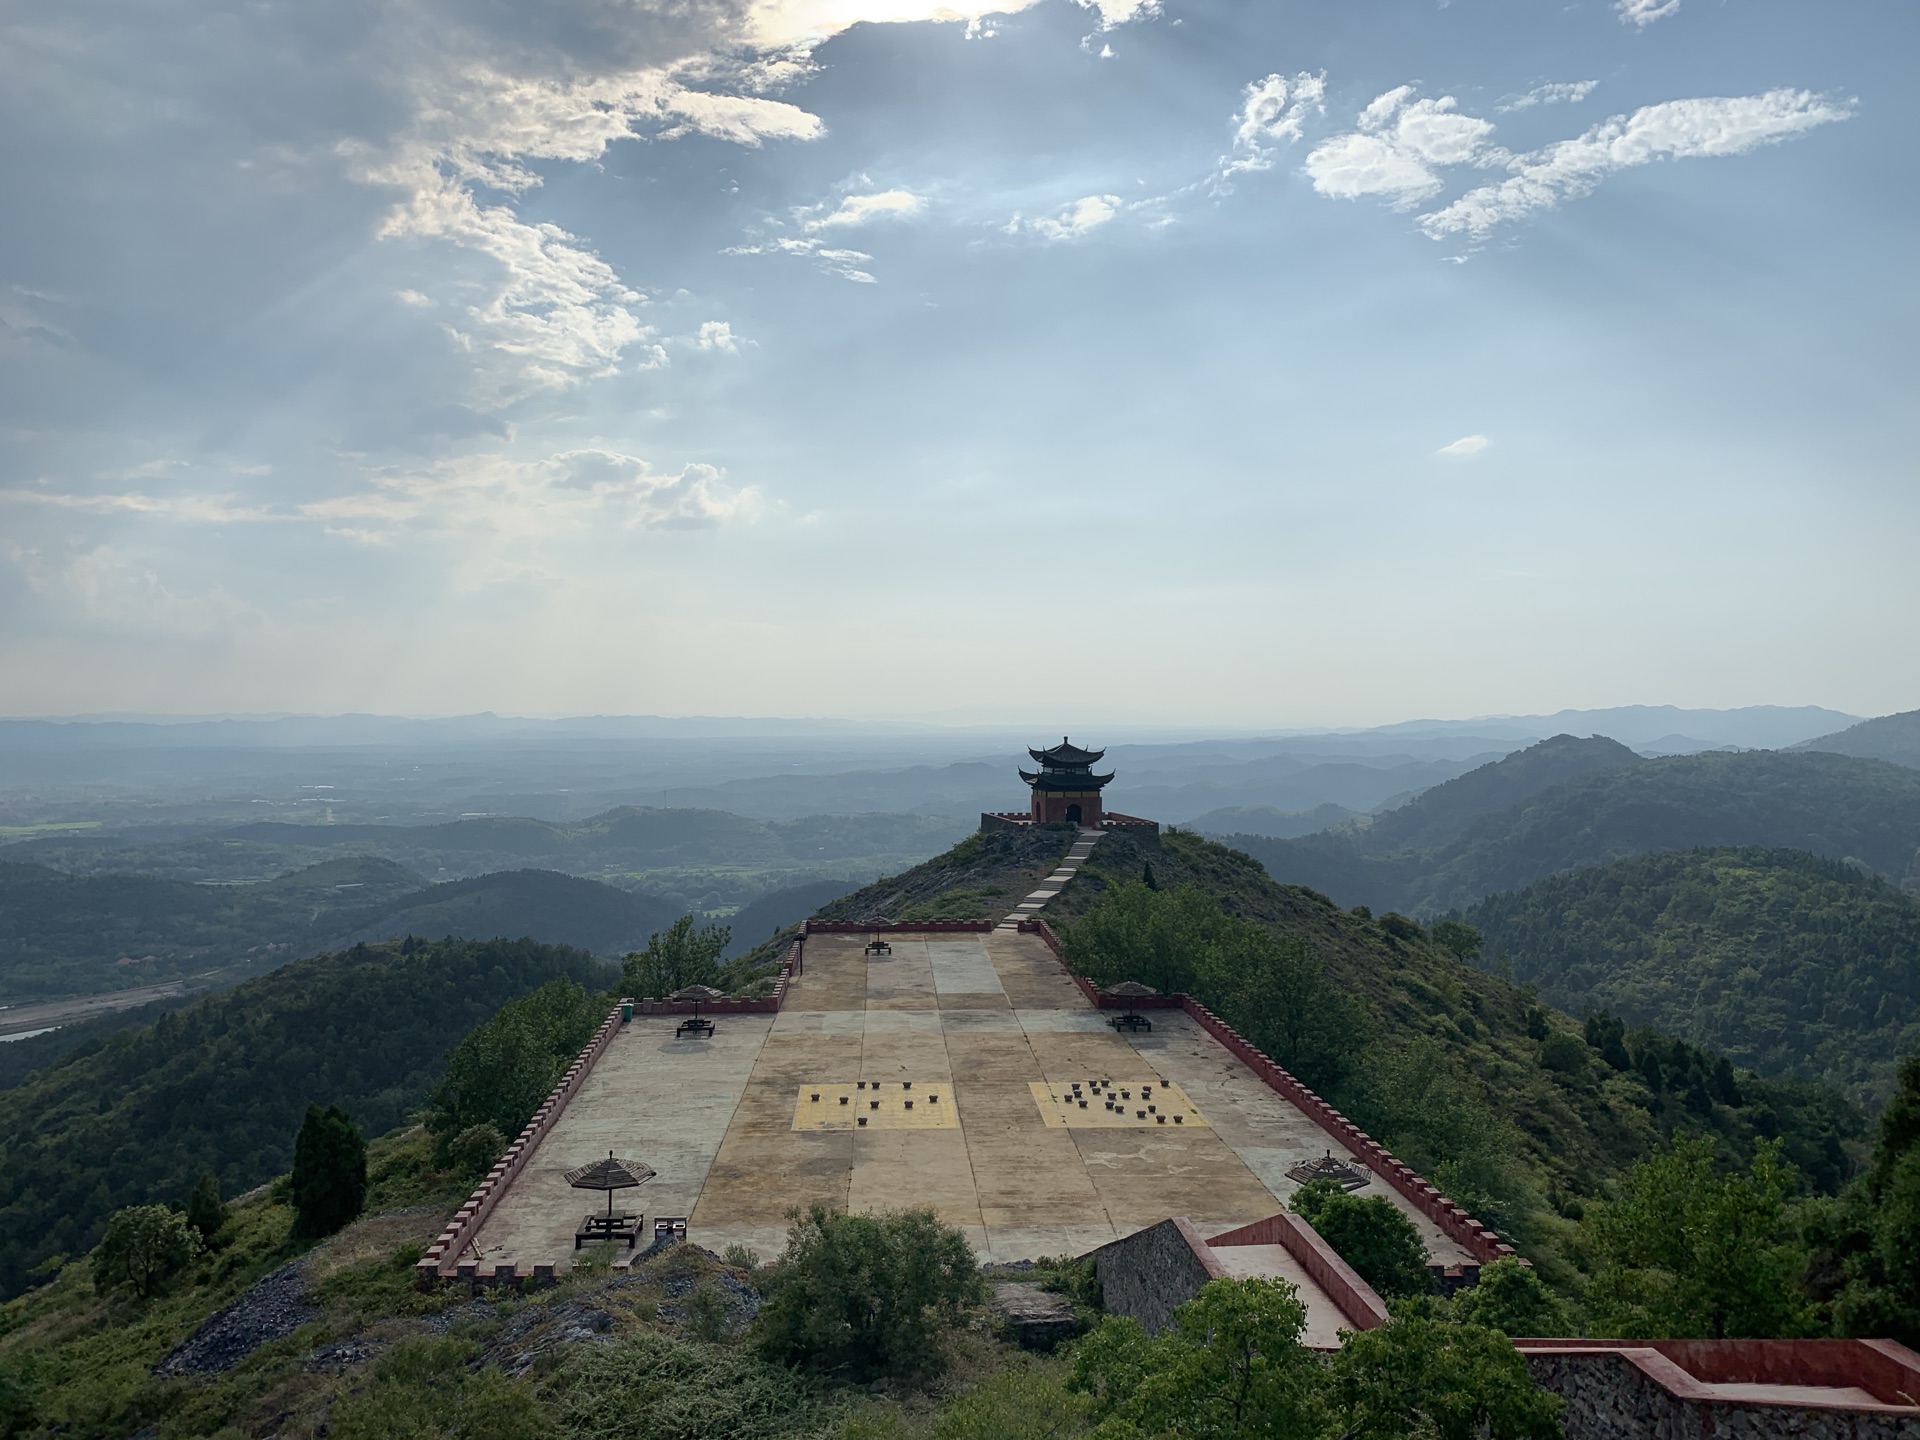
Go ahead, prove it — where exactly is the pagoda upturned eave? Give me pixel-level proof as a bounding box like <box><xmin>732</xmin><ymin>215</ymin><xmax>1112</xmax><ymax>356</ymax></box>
<box><xmin>1022</xmin><ymin>768</ymin><xmax>1115</xmax><ymax>791</ymax></box>
<box><xmin>1027</xmin><ymin>737</ymin><xmax>1106</xmax><ymax>767</ymax></box>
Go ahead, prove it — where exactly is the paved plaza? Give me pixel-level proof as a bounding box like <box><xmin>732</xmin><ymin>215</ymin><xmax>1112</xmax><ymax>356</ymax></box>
<box><xmin>463</xmin><ymin>929</ymin><xmax>1472</xmax><ymax>1274</ymax></box>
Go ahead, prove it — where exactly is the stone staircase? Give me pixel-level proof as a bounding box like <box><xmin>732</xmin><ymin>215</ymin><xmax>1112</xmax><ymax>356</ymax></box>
<box><xmin>995</xmin><ymin>827</ymin><xmax>1105</xmax><ymax>930</ymax></box>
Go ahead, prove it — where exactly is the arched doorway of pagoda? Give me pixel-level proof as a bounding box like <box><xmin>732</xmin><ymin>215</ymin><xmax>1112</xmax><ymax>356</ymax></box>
<box><xmin>1065</xmin><ymin>804</ymin><xmax>1082</xmax><ymax>824</ymax></box>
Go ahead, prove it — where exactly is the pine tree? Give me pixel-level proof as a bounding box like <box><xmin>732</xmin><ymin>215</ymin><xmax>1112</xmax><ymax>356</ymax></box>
<box><xmin>290</xmin><ymin>1104</ymin><xmax>367</xmax><ymax>1239</ymax></box>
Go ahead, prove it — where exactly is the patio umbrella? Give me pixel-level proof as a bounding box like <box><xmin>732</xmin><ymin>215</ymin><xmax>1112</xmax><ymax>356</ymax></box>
<box><xmin>1100</xmin><ymin>980</ymin><xmax>1157</xmax><ymax>1024</ymax></box>
<box><xmin>564</xmin><ymin>1152</ymin><xmax>656</xmax><ymax>1223</ymax></box>
<box><xmin>670</xmin><ymin>984</ymin><xmax>727</xmax><ymax>1022</ymax></box>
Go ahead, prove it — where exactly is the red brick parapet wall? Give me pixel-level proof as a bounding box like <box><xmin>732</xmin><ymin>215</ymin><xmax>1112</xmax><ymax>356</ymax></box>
<box><xmin>1208</xmin><ymin>1211</ymin><xmax>1390</xmax><ymax>1332</ymax></box>
<box><xmin>1023</xmin><ymin>918</ymin><xmax>1516</xmax><ymax>1268</ymax></box>
<box><xmin>416</xmin><ymin>938</ymin><xmax>807</xmax><ymax>1288</ymax></box>
<box><xmin>803</xmin><ymin>919</ymin><xmax>996</xmax><ymax>934</ymax></box>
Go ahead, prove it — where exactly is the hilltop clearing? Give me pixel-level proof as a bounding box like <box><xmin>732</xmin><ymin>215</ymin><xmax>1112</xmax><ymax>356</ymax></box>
<box><xmin>1465</xmin><ymin>847</ymin><xmax>1920</xmax><ymax>1105</ymax></box>
<box><xmin>1226</xmin><ymin>746</ymin><xmax>1920</xmax><ymax>915</ymax></box>
<box><xmin>0</xmin><ymin>937</ymin><xmax>612</xmax><ymax>1300</ymax></box>
<box><xmin>811</xmin><ymin>823</ymin><xmax>1077</xmax><ymax>924</ymax></box>
<box><xmin>1799</xmin><ymin>707</ymin><xmax>1920</xmax><ymax>769</ymax></box>
<box><xmin>0</xmin><ymin>859</ymin><xmax>676</xmax><ymax>1003</ymax></box>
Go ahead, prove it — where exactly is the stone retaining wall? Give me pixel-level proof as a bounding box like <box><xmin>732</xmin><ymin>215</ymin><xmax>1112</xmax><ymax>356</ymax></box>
<box><xmin>1027</xmin><ymin>919</ymin><xmax>1514</xmax><ymax>1268</ymax></box>
<box><xmin>1093</xmin><ymin>1216</ymin><xmax>1226</xmax><ymax>1335</ymax></box>
<box><xmin>1518</xmin><ymin>1343</ymin><xmax>1920</xmax><ymax>1439</ymax></box>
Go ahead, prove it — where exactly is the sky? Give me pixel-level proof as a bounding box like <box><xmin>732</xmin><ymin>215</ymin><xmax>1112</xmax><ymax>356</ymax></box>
<box><xmin>0</xmin><ymin>0</ymin><xmax>1913</xmax><ymax>727</ymax></box>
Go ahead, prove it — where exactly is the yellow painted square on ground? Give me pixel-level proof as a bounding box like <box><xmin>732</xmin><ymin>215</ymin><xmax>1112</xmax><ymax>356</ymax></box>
<box><xmin>1030</xmin><ymin>1079</ymin><xmax>1209</xmax><ymax>1129</ymax></box>
<box><xmin>793</xmin><ymin>1081</ymin><xmax>959</xmax><ymax>1131</ymax></box>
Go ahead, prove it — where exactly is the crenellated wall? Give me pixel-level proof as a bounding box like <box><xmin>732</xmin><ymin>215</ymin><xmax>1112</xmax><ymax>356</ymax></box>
<box><xmin>1024</xmin><ymin>918</ymin><xmax>1516</xmax><ymax>1267</ymax></box>
<box><xmin>416</xmin><ymin>937</ymin><xmax>804</xmax><ymax>1288</ymax></box>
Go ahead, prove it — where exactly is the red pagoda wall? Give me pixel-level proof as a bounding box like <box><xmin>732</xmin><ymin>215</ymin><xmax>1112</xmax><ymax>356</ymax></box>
<box><xmin>1031</xmin><ymin>791</ymin><xmax>1105</xmax><ymax>826</ymax></box>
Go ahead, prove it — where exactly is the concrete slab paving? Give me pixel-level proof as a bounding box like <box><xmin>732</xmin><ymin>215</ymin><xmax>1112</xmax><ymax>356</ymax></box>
<box><xmin>466</xmin><ymin>928</ymin><xmax>1474</xmax><ymax>1272</ymax></box>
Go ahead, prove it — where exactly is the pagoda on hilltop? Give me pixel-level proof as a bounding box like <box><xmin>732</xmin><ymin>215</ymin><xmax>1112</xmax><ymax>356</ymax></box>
<box><xmin>979</xmin><ymin>739</ymin><xmax>1157</xmax><ymax>834</ymax></box>
<box><xmin>1020</xmin><ymin>738</ymin><xmax>1113</xmax><ymax>827</ymax></box>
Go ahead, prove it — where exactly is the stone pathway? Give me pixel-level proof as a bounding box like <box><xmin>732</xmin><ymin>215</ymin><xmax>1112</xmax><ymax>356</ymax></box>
<box><xmin>996</xmin><ymin>827</ymin><xmax>1105</xmax><ymax>930</ymax></box>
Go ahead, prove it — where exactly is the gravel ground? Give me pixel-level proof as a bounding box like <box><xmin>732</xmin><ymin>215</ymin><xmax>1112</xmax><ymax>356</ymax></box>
<box><xmin>154</xmin><ymin>1261</ymin><xmax>320</xmax><ymax>1377</ymax></box>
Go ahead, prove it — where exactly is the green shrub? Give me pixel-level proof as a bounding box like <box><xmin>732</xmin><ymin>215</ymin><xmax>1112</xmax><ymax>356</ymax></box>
<box><xmin>922</xmin><ymin>1365</ymin><xmax>1094</xmax><ymax>1439</ymax></box>
<box><xmin>430</xmin><ymin>979</ymin><xmax>604</xmax><ymax>1150</ymax></box>
<box><xmin>722</xmin><ymin>1243</ymin><xmax>761</xmax><ymax>1270</ymax></box>
<box><xmin>447</xmin><ymin>1123</ymin><xmax>509</xmax><ymax>1180</ymax></box>
<box><xmin>750</xmin><ymin>1205</ymin><xmax>987</xmax><ymax>1381</ymax></box>
<box><xmin>90</xmin><ymin>1204</ymin><xmax>202</xmax><ymax>1299</ymax></box>
<box><xmin>1448</xmin><ymin>1257</ymin><xmax>1564</xmax><ymax>1337</ymax></box>
<box><xmin>185</xmin><ymin>1172</ymin><xmax>227</xmax><ymax>1242</ymax></box>
<box><xmin>684</xmin><ymin>1283</ymin><xmax>728</xmax><ymax>1343</ymax></box>
<box><xmin>1323</xmin><ymin>1315</ymin><xmax>1563</xmax><ymax>1440</ymax></box>
<box><xmin>1069</xmin><ymin>1277</ymin><xmax>1322</xmax><ymax>1439</ymax></box>
<box><xmin>1585</xmin><ymin>1136</ymin><xmax>1814</xmax><ymax>1339</ymax></box>
<box><xmin>291</xmin><ymin>1103</ymin><xmax>368</xmax><ymax>1239</ymax></box>
<box><xmin>544</xmin><ymin>1331</ymin><xmax>834</xmax><ymax>1440</ymax></box>
<box><xmin>0</xmin><ymin>1367</ymin><xmax>32</xmax><ymax>1440</ymax></box>
<box><xmin>330</xmin><ymin>1337</ymin><xmax>548</xmax><ymax>1440</ymax></box>
<box><xmin>1290</xmin><ymin>1183</ymin><xmax>1433</xmax><ymax>1299</ymax></box>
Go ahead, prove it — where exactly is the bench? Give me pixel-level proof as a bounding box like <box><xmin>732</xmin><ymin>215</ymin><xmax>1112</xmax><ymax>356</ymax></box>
<box><xmin>575</xmin><ymin>1212</ymin><xmax>641</xmax><ymax>1250</ymax></box>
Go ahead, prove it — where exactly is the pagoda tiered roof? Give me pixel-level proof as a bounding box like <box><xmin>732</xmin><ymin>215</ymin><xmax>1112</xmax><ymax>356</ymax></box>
<box><xmin>1027</xmin><ymin>737</ymin><xmax>1106</xmax><ymax>767</ymax></box>
<box><xmin>1021</xmin><ymin>737</ymin><xmax>1114</xmax><ymax>792</ymax></box>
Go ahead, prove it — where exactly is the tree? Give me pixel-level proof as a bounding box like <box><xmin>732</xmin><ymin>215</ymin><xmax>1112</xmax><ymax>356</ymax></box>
<box><xmin>291</xmin><ymin>1104</ymin><xmax>367</xmax><ymax>1239</ymax></box>
<box><xmin>91</xmin><ymin>1205</ymin><xmax>202</xmax><ymax>1299</ymax></box>
<box><xmin>623</xmin><ymin>915</ymin><xmax>729</xmax><ymax>1000</ymax></box>
<box><xmin>446</xmin><ymin>1123</ymin><xmax>508</xmax><ymax>1180</ymax></box>
<box><xmin>1583</xmin><ymin>1012</ymin><xmax>1630</xmax><ymax>1071</ymax></box>
<box><xmin>1807</xmin><ymin>1050</ymin><xmax>1920</xmax><ymax>1344</ymax></box>
<box><xmin>1291</xmin><ymin>1182</ymin><xmax>1433</xmax><ymax>1299</ymax></box>
<box><xmin>185</xmin><ymin>1173</ymin><xmax>226</xmax><ymax>1243</ymax></box>
<box><xmin>1323</xmin><ymin>1315</ymin><xmax>1564</xmax><ymax>1440</ymax></box>
<box><xmin>1449</xmin><ymin>1257</ymin><xmax>1563</xmax><ymax>1337</ymax></box>
<box><xmin>750</xmin><ymin>1205</ymin><xmax>987</xmax><ymax>1380</ymax></box>
<box><xmin>1062</xmin><ymin>882</ymin><xmax>1371</xmax><ymax>1091</ymax></box>
<box><xmin>1068</xmin><ymin>1278</ymin><xmax>1324</xmax><ymax>1440</ymax></box>
<box><xmin>428</xmin><ymin>978</ymin><xmax>603</xmax><ymax>1150</ymax></box>
<box><xmin>1430</xmin><ymin>920</ymin><xmax>1482</xmax><ymax>963</ymax></box>
<box><xmin>1584</xmin><ymin>1136</ymin><xmax>1813</xmax><ymax>1339</ymax></box>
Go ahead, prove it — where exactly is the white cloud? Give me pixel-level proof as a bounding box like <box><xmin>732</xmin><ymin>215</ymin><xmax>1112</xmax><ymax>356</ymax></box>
<box><xmin>1420</xmin><ymin>89</ymin><xmax>1851</xmax><ymax>239</ymax></box>
<box><xmin>1500</xmin><ymin>81</ymin><xmax>1598</xmax><ymax>112</ymax></box>
<box><xmin>1077</xmin><ymin>0</ymin><xmax>1159</xmax><ymax>28</ymax></box>
<box><xmin>8</xmin><ymin>543</ymin><xmax>266</xmax><ymax>637</ymax></box>
<box><xmin>806</xmin><ymin>189</ymin><xmax>928</xmax><ymax>230</ymax></box>
<box><xmin>695</xmin><ymin>321</ymin><xmax>740</xmax><ymax>352</ymax></box>
<box><xmin>1305</xmin><ymin>88</ymin><xmax>1497</xmax><ymax>204</ymax></box>
<box><xmin>1436</xmin><ymin>434</ymin><xmax>1489</xmax><ymax>458</ymax></box>
<box><xmin>1219</xmin><ymin>72</ymin><xmax>1327</xmax><ymax>182</ymax></box>
<box><xmin>1012</xmin><ymin>194</ymin><xmax>1123</xmax><ymax>241</ymax></box>
<box><xmin>1617</xmin><ymin>0</ymin><xmax>1682</xmax><ymax>26</ymax></box>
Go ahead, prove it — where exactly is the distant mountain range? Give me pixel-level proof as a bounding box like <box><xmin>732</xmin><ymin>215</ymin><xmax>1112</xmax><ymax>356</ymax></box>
<box><xmin>1220</xmin><ymin>741</ymin><xmax>1920</xmax><ymax>916</ymax></box>
<box><xmin>1799</xmin><ymin>708</ymin><xmax>1920</xmax><ymax>770</ymax></box>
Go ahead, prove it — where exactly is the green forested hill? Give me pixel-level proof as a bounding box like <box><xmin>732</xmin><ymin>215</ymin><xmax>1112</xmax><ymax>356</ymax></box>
<box><xmin>1228</xmin><ymin>747</ymin><xmax>1920</xmax><ymax>916</ymax></box>
<box><xmin>829</xmin><ymin>823</ymin><xmax>1862</xmax><ymax>1275</ymax></box>
<box><xmin>0</xmin><ymin>857</ymin><xmax>421</xmax><ymax>999</ymax></box>
<box><xmin>1363</xmin><ymin>734</ymin><xmax>1642</xmax><ymax>852</ymax></box>
<box><xmin>340</xmin><ymin>868</ymin><xmax>681</xmax><ymax>954</ymax></box>
<box><xmin>0</xmin><ymin>937</ymin><xmax>612</xmax><ymax>1299</ymax></box>
<box><xmin>1465</xmin><ymin>847</ymin><xmax>1920</xmax><ymax>1104</ymax></box>
<box><xmin>0</xmin><ymin>859</ymin><xmax>675</xmax><ymax>1001</ymax></box>
<box><xmin>1798</xmin><ymin>708</ymin><xmax>1920</xmax><ymax>770</ymax></box>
